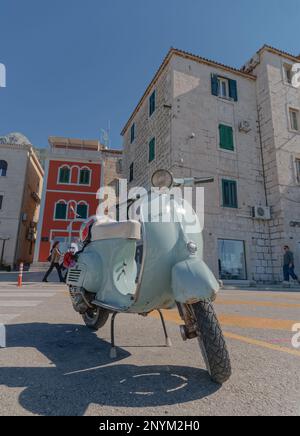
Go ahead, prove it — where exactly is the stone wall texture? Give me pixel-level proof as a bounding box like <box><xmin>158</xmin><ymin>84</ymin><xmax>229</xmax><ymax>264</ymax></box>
<box><xmin>122</xmin><ymin>49</ymin><xmax>300</xmax><ymax>283</ymax></box>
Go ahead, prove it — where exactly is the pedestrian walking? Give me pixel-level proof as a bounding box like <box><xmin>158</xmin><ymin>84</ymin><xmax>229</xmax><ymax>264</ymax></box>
<box><xmin>42</xmin><ymin>241</ymin><xmax>64</xmax><ymax>283</ymax></box>
<box><xmin>283</xmin><ymin>245</ymin><xmax>300</xmax><ymax>284</ymax></box>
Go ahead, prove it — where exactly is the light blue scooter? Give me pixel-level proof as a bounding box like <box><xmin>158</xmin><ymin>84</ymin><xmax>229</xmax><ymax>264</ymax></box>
<box><xmin>66</xmin><ymin>170</ymin><xmax>231</xmax><ymax>384</ymax></box>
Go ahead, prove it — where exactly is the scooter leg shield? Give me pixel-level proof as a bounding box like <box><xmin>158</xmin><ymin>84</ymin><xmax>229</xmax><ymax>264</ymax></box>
<box><xmin>172</xmin><ymin>258</ymin><xmax>220</xmax><ymax>304</ymax></box>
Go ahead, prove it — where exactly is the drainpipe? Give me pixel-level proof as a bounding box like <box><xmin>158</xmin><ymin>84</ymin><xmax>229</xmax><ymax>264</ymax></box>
<box><xmin>257</xmin><ymin>105</ymin><xmax>275</xmax><ymax>282</ymax></box>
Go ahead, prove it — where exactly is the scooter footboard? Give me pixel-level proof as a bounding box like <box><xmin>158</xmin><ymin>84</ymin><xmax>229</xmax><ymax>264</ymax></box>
<box><xmin>172</xmin><ymin>258</ymin><xmax>220</xmax><ymax>304</ymax></box>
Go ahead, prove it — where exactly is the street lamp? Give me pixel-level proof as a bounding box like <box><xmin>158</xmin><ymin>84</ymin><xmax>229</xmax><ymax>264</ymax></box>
<box><xmin>68</xmin><ymin>205</ymin><xmax>82</xmax><ymax>245</ymax></box>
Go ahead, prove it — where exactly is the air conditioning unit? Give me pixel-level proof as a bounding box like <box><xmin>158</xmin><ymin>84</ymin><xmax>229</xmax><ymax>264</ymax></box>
<box><xmin>252</xmin><ymin>206</ymin><xmax>271</xmax><ymax>220</ymax></box>
<box><xmin>239</xmin><ymin>121</ymin><xmax>251</xmax><ymax>133</ymax></box>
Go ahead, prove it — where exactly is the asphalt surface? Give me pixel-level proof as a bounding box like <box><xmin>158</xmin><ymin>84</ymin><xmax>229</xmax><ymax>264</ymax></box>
<box><xmin>0</xmin><ymin>271</ymin><xmax>299</xmax><ymax>416</ymax></box>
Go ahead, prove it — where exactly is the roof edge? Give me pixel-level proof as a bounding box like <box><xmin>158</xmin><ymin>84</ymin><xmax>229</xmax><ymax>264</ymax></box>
<box><xmin>259</xmin><ymin>44</ymin><xmax>300</xmax><ymax>62</ymax></box>
<box><xmin>121</xmin><ymin>47</ymin><xmax>256</xmax><ymax>136</ymax></box>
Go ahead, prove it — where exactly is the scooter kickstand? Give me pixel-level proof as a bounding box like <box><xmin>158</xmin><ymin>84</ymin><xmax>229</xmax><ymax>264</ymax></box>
<box><xmin>157</xmin><ymin>309</ymin><xmax>172</xmax><ymax>348</ymax></box>
<box><xmin>110</xmin><ymin>312</ymin><xmax>118</xmax><ymax>359</ymax></box>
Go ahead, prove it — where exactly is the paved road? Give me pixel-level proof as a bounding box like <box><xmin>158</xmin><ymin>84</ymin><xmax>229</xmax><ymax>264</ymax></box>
<box><xmin>0</xmin><ymin>276</ymin><xmax>299</xmax><ymax>416</ymax></box>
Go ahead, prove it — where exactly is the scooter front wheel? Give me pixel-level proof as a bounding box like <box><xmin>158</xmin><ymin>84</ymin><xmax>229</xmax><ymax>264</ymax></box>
<box><xmin>191</xmin><ymin>301</ymin><xmax>232</xmax><ymax>385</ymax></box>
<box><xmin>82</xmin><ymin>307</ymin><xmax>110</xmax><ymax>331</ymax></box>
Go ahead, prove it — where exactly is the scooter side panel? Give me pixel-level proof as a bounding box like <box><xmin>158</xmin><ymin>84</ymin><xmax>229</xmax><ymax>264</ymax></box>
<box><xmin>69</xmin><ymin>239</ymin><xmax>138</xmax><ymax>311</ymax></box>
<box><xmin>172</xmin><ymin>257</ymin><xmax>220</xmax><ymax>304</ymax></box>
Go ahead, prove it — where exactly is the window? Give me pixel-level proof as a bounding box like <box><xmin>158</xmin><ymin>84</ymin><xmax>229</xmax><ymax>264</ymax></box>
<box><xmin>0</xmin><ymin>195</ymin><xmax>3</xmax><ymax>210</ymax></box>
<box><xmin>296</xmin><ymin>159</ymin><xmax>300</xmax><ymax>183</ymax></box>
<box><xmin>79</xmin><ymin>168</ymin><xmax>91</xmax><ymax>185</ymax></box>
<box><xmin>59</xmin><ymin>166</ymin><xmax>70</xmax><ymax>184</ymax></box>
<box><xmin>149</xmin><ymin>137</ymin><xmax>156</xmax><ymax>163</ymax></box>
<box><xmin>129</xmin><ymin>163</ymin><xmax>134</xmax><ymax>182</ymax></box>
<box><xmin>218</xmin><ymin>77</ymin><xmax>229</xmax><ymax>99</ymax></box>
<box><xmin>130</xmin><ymin>123</ymin><xmax>135</xmax><ymax>144</ymax></box>
<box><xmin>219</xmin><ymin>124</ymin><xmax>234</xmax><ymax>151</ymax></box>
<box><xmin>218</xmin><ymin>239</ymin><xmax>247</xmax><ymax>280</ymax></box>
<box><xmin>289</xmin><ymin>108</ymin><xmax>299</xmax><ymax>131</ymax></box>
<box><xmin>211</xmin><ymin>74</ymin><xmax>238</xmax><ymax>101</ymax></box>
<box><xmin>284</xmin><ymin>63</ymin><xmax>293</xmax><ymax>84</ymax></box>
<box><xmin>0</xmin><ymin>160</ymin><xmax>8</xmax><ymax>177</ymax></box>
<box><xmin>222</xmin><ymin>179</ymin><xmax>238</xmax><ymax>208</ymax></box>
<box><xmin>77</xmin><ymin>203</ymin><xmax>88</xmax><ymax>220</ymax></box>
<box><xmin>149</xmin><ymin>90</ymin><xmax>156</xmax><ymax>116</ymax></box>
<box><xmin>55</xmin><ymin>202</ymin><xmax>67</xmax><ymax>220</ymax></box>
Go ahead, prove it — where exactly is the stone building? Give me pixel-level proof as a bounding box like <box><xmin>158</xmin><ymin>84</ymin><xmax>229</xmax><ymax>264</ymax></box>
<box><xmin>121</xmin><ymin>46</ymin><xmax>300</xmax><ymax>283</ymax></box>
<box><xmin>0</xmin><ymin>133</ymin><xmax>44</xmax><ymax>268</ymax></box>
<box><xmin>241</xmin><ymin>46</ymin><xmax>300</xmax><ymax>282</ymax></box>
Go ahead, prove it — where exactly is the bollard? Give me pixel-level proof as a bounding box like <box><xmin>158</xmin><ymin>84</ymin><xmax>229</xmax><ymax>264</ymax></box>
<box><xmin>17</xmin><ymin>262</ymin><xmax>24</xmax><ymax>288</ymax></box>
<box><xmin>0</xmin><ymin>324</ymin><xmax>6</xmax><ymax>348</ymax></box>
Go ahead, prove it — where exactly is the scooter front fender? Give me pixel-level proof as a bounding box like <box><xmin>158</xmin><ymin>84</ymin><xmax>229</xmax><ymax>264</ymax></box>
<box><xmin>172</xmin><ymin>257</ymin><xmax>220</xmax><ymax>304</ymax></box>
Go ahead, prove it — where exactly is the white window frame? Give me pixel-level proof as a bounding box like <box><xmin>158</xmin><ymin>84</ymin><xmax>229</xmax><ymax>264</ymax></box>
<box><xmin>218</xmin><ymin>77</ymin><xmax>230</xmax><ymax>99</ymax></box>
<box><xmin>289</xmin><ymin>108</ymin><xmax>300</xmax><ymax>132</ymax></box>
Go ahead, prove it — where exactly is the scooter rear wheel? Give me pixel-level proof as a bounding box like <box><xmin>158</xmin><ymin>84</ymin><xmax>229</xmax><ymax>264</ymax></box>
<box><xmin>82</xmin><ymin>307</ymin><xmax>110</xmax><ymax>331</ymax></box>
<box><xmin>192</xmin><ymin>301</ymin><xmax>232</xmax><ymax>385</ymax></box>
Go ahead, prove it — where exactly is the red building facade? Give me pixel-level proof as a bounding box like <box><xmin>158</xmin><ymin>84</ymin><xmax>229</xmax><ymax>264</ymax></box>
<box><xmin>34</xmin><ymin>137</ymin><xmax>104</xmax><ymax>262</ymax></box>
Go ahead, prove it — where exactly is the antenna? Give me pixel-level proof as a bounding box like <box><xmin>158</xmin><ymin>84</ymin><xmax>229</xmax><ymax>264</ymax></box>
<box><xmin>100</xmin><ymin>120</ymin><xmax>111</xmax><ymax>149</ymax></box>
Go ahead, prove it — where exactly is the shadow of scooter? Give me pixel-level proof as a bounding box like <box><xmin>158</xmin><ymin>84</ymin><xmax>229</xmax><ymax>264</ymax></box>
<box><xmin>0</xmin><ymin>323</ymin><xmax>221</xmax><ymax>416</ymax></box>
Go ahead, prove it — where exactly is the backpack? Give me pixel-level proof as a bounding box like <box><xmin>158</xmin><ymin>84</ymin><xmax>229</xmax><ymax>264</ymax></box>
<box><xmin>47</xmin><ymin>249</ymin><xmax>53</xmax><ymax>263</ymax></box>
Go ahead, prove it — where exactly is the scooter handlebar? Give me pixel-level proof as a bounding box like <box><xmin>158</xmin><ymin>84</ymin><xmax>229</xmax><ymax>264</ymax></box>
<box><xmin>173</xmin><ymin>177</ymin><xmax>214</xmax><ymax>187</ymax></box>
<box><xmin>194</xmin><ymin>177</ymin><xmax>214</xmax><ymax>185</ymax></box>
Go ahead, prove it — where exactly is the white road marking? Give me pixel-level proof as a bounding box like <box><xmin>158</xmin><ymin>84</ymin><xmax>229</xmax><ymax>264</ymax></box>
<box><xmin>0</xmin><ymin>293</ymin><xmax>56</xmax><ymax>298</ymax></box>
<box><xmin>0</xmin><ymin>287</ymin><xmax>61</xmax><ymax>328</ymax></box>
<box><xmin>0</xmin><ymin>314</ymin><xmax>19</xmax><ymax>323</ymax></box>
<box><xmin>0</xmin><ymin>301</ymin><xmax>42</xmax><ymax>307</ymax></box>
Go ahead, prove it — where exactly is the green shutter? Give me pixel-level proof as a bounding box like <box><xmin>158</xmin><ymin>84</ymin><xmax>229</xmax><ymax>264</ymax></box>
<box><xmin>77</xmin><ymin>204</ymin><xmax>88</xmax><ymax>219</ymax></box>
<box><xmin>149</xmin><ymin>138</ymin><xmax>155</xmax><ymax>162</ymax></box>
<box><xmin>211</xmin><ymin>74</ymin><xmax>219</xmax><ymax>96</ymax></box>
<box><xmin>130</xmin><ymin>123</ymin><xmax>135</xmax><ymax>143</ymax></box>
<box><xmin>149</xmin><ymin>91</ymin><xmax>156</xmax><ymax>116</ymax></box>
<box><xmin>59</xmin><ymin>167</ymin><xmax>70</xmax><ymax>183</ymax></box>
<box><xmin>229</xmin><ymin>79</ymin><xmax>238</xmax><ymax>101</ymax></box>
<box><xmin>219</xmin><ymin>124</ymin><xmax>234</xmax><ymax>151</ymax></box>
<box><xmin>79</xmin><ymin>169</ymin><xmax>90</xmax><ymax>185</ymax></box>
<box><xmin>222</xmin><ymin>180</ymin><xmax>238</xmax><ymax>208</ymax></box>
<box><xmin>55</xmin><ymin>203</ymin><xmax>67</xmax><ymax>219</ymax></box>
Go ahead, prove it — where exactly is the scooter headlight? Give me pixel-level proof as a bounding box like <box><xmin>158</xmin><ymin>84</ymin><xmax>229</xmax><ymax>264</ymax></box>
<box><xmin>151</xmin><ymin>169</ymin><xmax>173</xmax><ymax>189</ymax></box>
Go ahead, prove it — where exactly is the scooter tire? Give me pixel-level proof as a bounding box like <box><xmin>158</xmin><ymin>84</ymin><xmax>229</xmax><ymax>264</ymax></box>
<box><xmin>192</xmin><ymin>301</ymin><xmax>232</xmax><ymax>385</ymax></box>
<box><xmin>82</xmin><ymin>307</ymin><xmax>110</xmax><ymax>331</ymax></box>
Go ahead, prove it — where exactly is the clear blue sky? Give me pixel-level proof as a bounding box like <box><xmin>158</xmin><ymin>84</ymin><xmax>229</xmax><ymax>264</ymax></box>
<box><xmin>0</xmin><ymin>0</ymin><xmax>299</xmax><ymax>149</ymax></box>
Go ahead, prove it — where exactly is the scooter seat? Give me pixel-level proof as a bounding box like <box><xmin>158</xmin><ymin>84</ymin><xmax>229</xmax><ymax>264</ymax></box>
<box><xmin>91</xmin><ymin>220</ymin><xmax>141</xmax><ymax>241</ymax></box>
